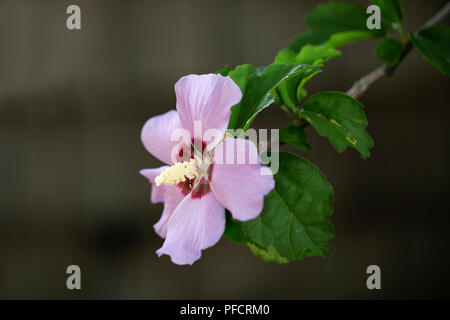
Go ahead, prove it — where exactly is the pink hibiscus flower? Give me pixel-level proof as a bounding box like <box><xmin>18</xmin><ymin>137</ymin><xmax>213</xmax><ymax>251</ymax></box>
<box><xmin>140</xmin><ymin>73</ymin><xmax>274</xmax><ymax>265</ymax></box>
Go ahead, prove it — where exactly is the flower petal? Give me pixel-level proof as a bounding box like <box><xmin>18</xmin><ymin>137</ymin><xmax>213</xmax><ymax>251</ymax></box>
<box><xmin>156</xmin><ymin>192</ymin><xmax>225</xmax><ymax>265</ymax></box>
<box><xmin>175</xmin><ymin>74</ymin><xmax>242</xmax><ymax>147</ymax></box>
<box><xmin>153</xmin><ymin>186</ymin><xmax>186</xmax><ymax>238</ymax></box>
<box><xmin>211</xmin><ymin>138</ymin><xmax>275</xmax><ymax>221</ymax></box>
<box><xmin>140</xmin><ymin>168</ymin><xmax>185</xmax><ymax>238</ymax></box>
<box><xmin>140</xmin><ymin>167</ymin><xmax>168</xmax><ymax>203</ymax></box>
<box><xmin>141</xmin><ymin>110</ymin><xmax>183</xmax><ymax>165</ymax></box>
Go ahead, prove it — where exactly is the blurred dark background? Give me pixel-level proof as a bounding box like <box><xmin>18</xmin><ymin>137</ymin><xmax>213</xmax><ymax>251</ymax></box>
<box><xmin>0</xmin><ymin>0</ymin><xmax>449</xmax><ymax>299</ymax></box>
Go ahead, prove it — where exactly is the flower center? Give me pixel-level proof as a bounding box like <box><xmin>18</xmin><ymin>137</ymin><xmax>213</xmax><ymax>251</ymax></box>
<box><xmin>157</xmin><ymin>140</ymin><xmax>215</xmax><ymax>198</ymax></box>
<box><xmin>181</xmin><ymin>159</ymin><xmax>214</xmax><ymax>198</ymax></box>
<box><xmin>155</xmin><ymin>159</ymin><xmax>199</xmax><ymax>187</ymax></box>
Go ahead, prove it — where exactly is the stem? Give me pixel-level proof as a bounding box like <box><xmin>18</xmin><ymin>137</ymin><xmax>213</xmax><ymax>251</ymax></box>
<box><xmin>346</xmin><ymin>2</ymin><xmax>450</xmax><ymax>99</ymax></box>
<box><xmin>423</xmin><ymin>1</ymin><xmax>450</xmax><ymax>28</ymax></box>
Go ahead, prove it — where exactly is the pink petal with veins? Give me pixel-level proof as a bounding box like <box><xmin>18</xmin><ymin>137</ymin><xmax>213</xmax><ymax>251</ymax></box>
<box><xmin>156</xmin><ymin>192</ymin><xmax>225</xmax><ymax>265</ymax></box>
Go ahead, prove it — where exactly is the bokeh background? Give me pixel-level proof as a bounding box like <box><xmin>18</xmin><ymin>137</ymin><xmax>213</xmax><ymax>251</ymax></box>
<box><xmin>0</xmin><ymin>0</ymin><xmax>449</xmax><ymax>299</ymax></box>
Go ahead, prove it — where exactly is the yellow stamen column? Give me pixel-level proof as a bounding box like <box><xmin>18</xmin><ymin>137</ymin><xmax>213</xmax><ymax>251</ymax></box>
<box><xmin>155</xmin><ymin>159</ymin><xmax>198</xmax><ymax>187</ymax></box>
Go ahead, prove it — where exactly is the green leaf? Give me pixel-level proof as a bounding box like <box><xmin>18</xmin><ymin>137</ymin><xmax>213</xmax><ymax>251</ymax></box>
<box><xmin>325</xmin><ymin>30</ymin><xmax>376</xmax><ymax>48</ymax></box>
<box><xmin>411</xmin><ymin>25</ymin><xmax>450</xmax><ymax>76</ymax></box>
<box><xmin>275</xmin><ymin>76</ymin><xmax>303</xmax><ymax>109</ymax></box>
<box><xmin>279</xmin><ymin>125</ymin><xmax>310</xmax><ymax>151</ymax></box>
<box><xmin>247</xmin><ymin>243</ymin><xmax>289</xmax><ymax>264</ymax></box>
<box><xmin>297</xmin><ymin>44</ymin><xmax>341</xmax><ymax>64</ymax></box>
<box><xmin>289</xmin><ymin>30</ymin><xmax>334</xmax><ymax>52</ymax></box>
<box><xmin>216</xmin><ymin>65</ymin><xmax>231</xmax><ymax>76</ymax></box>
<box><xmin>228</xmin><ymin>64</ymin><xmax>258</xmax><ymax>92</ymax></box>
<box><xmin>296</xmin><ymin>70</ymin><xmax>321</xmax><ymax>99</ymax></box>
<box><xmin>273</xmin><ymin>45</ymin><xmax>337</xmax><ymax>108</ymax></box>
<box><xmin>227</xmin><ymin>65</ymin><xmax>259</xmax><ymax>129</ymax></box>
<box><xmin>223</xmin><ymin>212</ymin><xmax>247</xmax><ymax>244</ymax></box>
<box><xmin>300</xmin><ymin>91</ymin><xmax>374</xmax><ymax>159</ymax></box>
<box><xmin>297</xmin><ymin>86</ymin><xmax>308</xmax><ymax>103</ymax></box>
<box><xmin>376</xmin><ymin>38</ymin><xmax>404</xmax><ymax>66</ymax></box>
<box><xmin>305</xmin><ymin>1</ymin><xmax>384</xmax><ymax>34</ymax></box>
<box><xmin>242</xmin><ymin>152</ymin><xmax>334</xmax><ymax>261</ymax></box>
<box><xmin>289</xmin><ymin>1</ymin><xmax>386</xmax><ymax>52</ymax></box>
<box><xmin>276</xmin><ymin>70</ymin><xmax>322</xmax><ymax>110</ymax></box>
<box><xmin>370</xmin><ymin>0</ymin><xmax>403</xmax><ymax>23</ymax></box>
<box><xmin>279</xmin><ymin>2</ymin><xmax>388</xmax><ymax>110</ymax></box>
<box><xmin>274</xmin><ymin>48</ymin><xmax>297</xmax><ymax>64</ymax></box>
<box><xmin>229</xmin><ymin>63</ymin><xmax>319</xmax><ymax>131</ymax></box>
<box><xmin>273</xmin><ymin>50</ymin><xmax>306</xmax><ymax>108</ymax></box>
